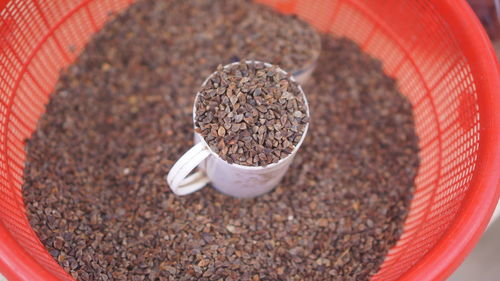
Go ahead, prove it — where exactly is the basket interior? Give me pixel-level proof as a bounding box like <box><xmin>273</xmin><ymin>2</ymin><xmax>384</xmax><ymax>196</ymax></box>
<box><xmin>0</xmin><ymin>0</ymin><xmax>482</xmax><ymax>280</ymax></box>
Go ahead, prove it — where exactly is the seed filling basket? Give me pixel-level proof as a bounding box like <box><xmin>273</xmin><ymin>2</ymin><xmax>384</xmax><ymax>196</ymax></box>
<box><xmin>0</xmin><ymin>0</ymin><xmax>499</xmax><ymax>281</ymax></box>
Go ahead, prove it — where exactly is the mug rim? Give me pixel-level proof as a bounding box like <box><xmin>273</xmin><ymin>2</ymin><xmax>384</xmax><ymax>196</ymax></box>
<box><xmin>291</xmin><ymin>36</ymin><xmax>321</xmax><ymax>77</ymax></box>
<box><xmin>192</xmin><ymin>60</ymin><xmax>310</xmax><ymax>171</ymax></box>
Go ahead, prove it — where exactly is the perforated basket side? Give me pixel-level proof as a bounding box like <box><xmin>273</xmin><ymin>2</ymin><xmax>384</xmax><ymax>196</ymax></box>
<box><xmin>0</xmin><ymin>1</ymin><xmax>134</xmax><ymax>280</ymax></box>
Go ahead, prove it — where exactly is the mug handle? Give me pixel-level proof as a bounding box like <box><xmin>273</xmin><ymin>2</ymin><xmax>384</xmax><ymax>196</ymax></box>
<box><xmin>166</xmin><ymin>142</ymin><xmax>211</xmax><ymax>196</ymax></box>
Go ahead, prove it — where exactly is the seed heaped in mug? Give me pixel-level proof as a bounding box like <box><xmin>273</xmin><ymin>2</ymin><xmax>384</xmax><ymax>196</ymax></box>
<box><xmin>195</xmin><ymin>61</ymin><xmax>310</xmax><ymax>167</ymax></box>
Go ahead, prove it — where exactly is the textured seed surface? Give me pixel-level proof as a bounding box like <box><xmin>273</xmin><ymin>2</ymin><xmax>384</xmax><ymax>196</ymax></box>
<box><xmin>22</xmin><ymin>0</ymin><xmax>419</xmax><ymax>281</ymax></box>
<box><xmin>195</xmin><ymin>62</ymin><xmax>308</xmax><ymax>166</ymax></box>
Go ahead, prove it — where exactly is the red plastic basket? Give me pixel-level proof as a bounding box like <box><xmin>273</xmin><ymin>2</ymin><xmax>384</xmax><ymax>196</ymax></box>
<box><xmin>0</xmin><ymin>0</ymin><xmax>499</xmax><ymax>280</ymax></box>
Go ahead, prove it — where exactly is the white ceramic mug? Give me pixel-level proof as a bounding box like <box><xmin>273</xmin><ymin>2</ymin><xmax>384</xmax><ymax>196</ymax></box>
<box><xmin>292</xmin><ymin>59</ymin><xmax>318</xmax><ymax>86</ymax></box>
<box><xmin>166</xmin><ymin>61</ymin><xmax>310</xmax><ymax>198</ymax></box>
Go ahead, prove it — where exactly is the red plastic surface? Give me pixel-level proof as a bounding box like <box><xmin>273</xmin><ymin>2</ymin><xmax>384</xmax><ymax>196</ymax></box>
<box><xmin>0</xmin><ymin>0</ymin><xmax>499</xmax><ymax>280</ymax></box>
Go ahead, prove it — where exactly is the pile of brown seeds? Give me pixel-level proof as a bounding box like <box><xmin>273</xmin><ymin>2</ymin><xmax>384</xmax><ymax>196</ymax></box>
<box><xmin>225</xmin><ymin>3</ymin><xmax>322</xmax><ymax>71</ymax></box>
<box><xmin>22</xmin><ymin>0</ymin><xmax>419</xmax><ymax>280</ymax></box>
<box><xmin>195</xmin><ymin>62</ymin><xmax>308</xmax><ymax>166</ymax></box>
<box><xmin>160</xmin><ymin>0</ymin><xmax>321</xmax><ymax>73</ymax></box>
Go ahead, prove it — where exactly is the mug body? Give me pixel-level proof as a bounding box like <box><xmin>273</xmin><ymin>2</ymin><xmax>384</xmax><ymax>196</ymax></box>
<box><xmin>194</xmin><ymin>134</ymin><xmax>294</xmax><ymax>198</ymax></box>
<box><xmin>292</xmin><ymin>60</ymin><xmax>317</xmax><ymax>85</ymax></box>
<box><xmin>191</xmin><ymin>61</ymin><xmax>310</xmax><ymax>198</ymax></box>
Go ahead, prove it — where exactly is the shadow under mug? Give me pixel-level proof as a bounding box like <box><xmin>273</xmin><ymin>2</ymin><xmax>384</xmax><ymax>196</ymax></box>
<box><xmin>166</xmin><ymin>61</ymin><xmax>310</xmax><ymax>198</ymax></box>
